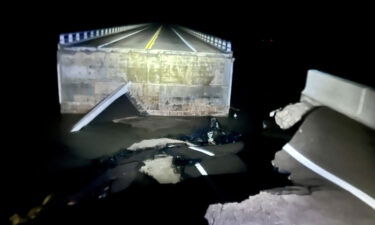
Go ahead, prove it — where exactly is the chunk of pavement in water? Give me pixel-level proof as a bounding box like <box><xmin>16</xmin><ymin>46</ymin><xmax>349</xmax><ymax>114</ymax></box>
<box><xmin>273</xmin><ymin>101</ymin><xmax>313</xmax><ymax>129</ymax></box>
<box><xmin>127</xmin><ymin>138</ymin><xmax>193</xmax><ymax>151</ymax></box>
<box><xmin>139</xmin><ymin>155</ymin><xmax>181</xmax><ymax>184</ymax></box>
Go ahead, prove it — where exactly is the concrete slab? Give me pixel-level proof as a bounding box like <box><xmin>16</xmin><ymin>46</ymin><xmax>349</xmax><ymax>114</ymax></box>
<box><xmin>71</xmin><ymin>83</ymin><xmax>131</xmax><ymax>132</ymax></box>
<box><xmin>302</xmin><ymin>70</ymin><xmax>375</xmax><ymax>129</ymax></box>
<box><xmin>205</xmin><ymin>106</ymin><xmax>375</xmax><ymax>224</ymax></box>
<box><xmin>285</xmin><ymin>107</ymin><xmax>375</xmax><ymax>202</ymax></box>
<box><xmin>58</xmin><ymin>24</ymin><xmax>234</xmax><ymax>116</ymax></box>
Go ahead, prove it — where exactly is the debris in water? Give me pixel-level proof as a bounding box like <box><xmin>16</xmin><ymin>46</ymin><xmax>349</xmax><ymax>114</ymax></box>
<box><xmin>127</xmin><ymin>138</ymin><xmax>194</xmax><ymax>151</ymax></box>
<box><xmin>181</xmin><ymin>117</ymin><xmax>242</xmax><ymax>145</ymax></box>
<box><xmin>139</xmin><ymin>155</ymin><xmax>181</xmax><ymax>184</ymax></box>
<box><xmin>271</xmin><ymin>102</ymin><xmax>313</xmax><ymax>129</ymax></box>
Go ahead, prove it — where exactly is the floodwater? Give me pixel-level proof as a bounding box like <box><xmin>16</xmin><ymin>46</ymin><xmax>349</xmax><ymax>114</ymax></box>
<box><xmin>4</xmin><ymin>96</ymin><xmax>295</xmax><ymax>225</ymax></box>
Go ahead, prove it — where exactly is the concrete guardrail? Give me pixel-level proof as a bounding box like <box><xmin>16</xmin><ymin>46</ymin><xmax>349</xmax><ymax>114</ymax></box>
<box><xmin>59</xmin><ymin>23</ymin><xmax>149</xmax><ymax>46</ymax></box>
<box><xmin>302</xmin><ymin>70</ymin><xmax>375</xmax><ymax>129</ymax></box>
<box><xmin>179</xmin><ymin>26</ymin><xmax>232</xmax><ymax>53</ymax></box>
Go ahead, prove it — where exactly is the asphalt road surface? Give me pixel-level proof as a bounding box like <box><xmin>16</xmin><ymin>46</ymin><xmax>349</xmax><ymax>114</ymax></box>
<box><xmin>71</xmin><ymin>24</ymin><xmax>222</xmax><ymax>53</ymax></box>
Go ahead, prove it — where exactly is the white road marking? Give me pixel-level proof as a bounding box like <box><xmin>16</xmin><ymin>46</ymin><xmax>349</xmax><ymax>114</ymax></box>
<box><xmin>195</xmin><ymin>163</ymin><xmax>208</xmax><ymax>176</ymax></box>
<box><xmin>171</xmin><ymin>27</ymin><xmax>197</xmax><ymax>52</ymax></box>
<box><xmin>189</xmin><ymin>146</ymin><xmax>215</xmax><ymax>156</ymax></box>
<box><xmin>71</xmin><ymin>82</ymin><xmax>132</xmax><ymax>132</ymax></box>
<box><xmin>283</xmin><ymin>143</ymin><xmax>375</xmax><ymax>210</ymax></box>
<box><xmin>98</xmin><ymin>27</ymin><xmax>149</xmax><ymax>48</ymax></box>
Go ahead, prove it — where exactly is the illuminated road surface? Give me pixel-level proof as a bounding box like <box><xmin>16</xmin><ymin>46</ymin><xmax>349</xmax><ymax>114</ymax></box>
<box><xmin>70</xmin><ymin>24</ymin><xmax>222</xmax><ymax>53</ymax></box>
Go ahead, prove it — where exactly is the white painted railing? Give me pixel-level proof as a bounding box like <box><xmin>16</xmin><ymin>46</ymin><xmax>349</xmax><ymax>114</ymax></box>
<box><xmin>178</xmin><ymin>26</ymin><xmax>232</xmax><ymax>53</ymax></box>
<box><xmin>59</xmin><ymin>24</ymin><xmax>149</xmax><ymax>45</ymax></box>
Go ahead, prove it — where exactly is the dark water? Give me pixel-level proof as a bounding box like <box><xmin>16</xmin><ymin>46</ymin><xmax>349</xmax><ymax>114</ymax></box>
<box><xmin>3</xmin><ymin>101</ymin><xmax>295</xmax><ymax>225</ymax></box>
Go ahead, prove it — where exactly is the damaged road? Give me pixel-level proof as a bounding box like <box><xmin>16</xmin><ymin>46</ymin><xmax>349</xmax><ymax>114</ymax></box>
<box><xmin>206</xmin><ymin>107</ymin><xmax>375</xmax><ymax>224</ymax></box>
<box><xmin>205</xmin><ymin>70</ymin><xmax>375</xmax><ymax>225</ymax></box>
<box><xmin>13</xmin><ymin>106</ymin><xmax>291</xmax><ymax>225</ymax></box>
<box><xmin>65</xmin><ymin>117</ymin><xmax>247</xmax><ymax>205</ymax></box>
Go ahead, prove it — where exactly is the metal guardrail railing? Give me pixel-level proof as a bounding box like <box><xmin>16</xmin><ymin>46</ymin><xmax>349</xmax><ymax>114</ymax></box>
<box><xmin>59</xmin><ymin>24</ymin><xmax>149</xmax><ymax>45</ymax></box>
<box><xmin>179</xmin><ymin>26</ymin><xmax>232</xmax><ymax>53</ymax></box>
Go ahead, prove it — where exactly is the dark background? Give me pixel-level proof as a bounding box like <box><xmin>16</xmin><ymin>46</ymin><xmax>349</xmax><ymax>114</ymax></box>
<box><xmin>2</xmin><ymin>3</ymin><xmax>373</xmax><ymax>223</ymax></box>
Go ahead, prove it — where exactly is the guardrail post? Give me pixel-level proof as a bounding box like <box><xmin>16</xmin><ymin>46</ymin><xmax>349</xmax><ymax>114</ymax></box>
<box><xmin>68</xmin><ymin>34</ymin><xmax>73</xmax><ymax>43</ymax></box>
<box><xmin>226</xmin><ymin>42</ymin><xmax>231</xmax><ymax>52</ymax></box>
<box><xmin>60</xmin><ymin>35</ymin><xmax>65</xmax><ymax>44</ymax></box>
<box><xmin>222</xmin><ymin>41</ymin><xmax>226</xmax><ymax>50</ymax></box>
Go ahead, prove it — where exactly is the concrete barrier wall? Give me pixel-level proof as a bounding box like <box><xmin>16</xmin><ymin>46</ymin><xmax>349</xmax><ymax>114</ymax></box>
<box><xmin>58</xmin><ymin>49</ymin><xmax>234</xmax><ymax>116</ymax></box>
<box><xmin>302</xmin><ymin>70</ymin><xmax>375</xmax><ymax>129</ymax></box>
<box><xmin>59</xmin><ymin>24</ymin><xmax>149</xmax><ymax>46</ymax></box>
<box><xmin>178</xmin><ymin>26</ymin><xmax>232</xmax><ymax>53</ymax></box>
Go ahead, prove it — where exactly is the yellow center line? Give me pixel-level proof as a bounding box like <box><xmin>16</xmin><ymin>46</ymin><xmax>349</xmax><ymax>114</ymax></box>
<box><xmin>145</xmin><ymin>25</ymin><xmax>162</xmax><ymax>49</ymax></box>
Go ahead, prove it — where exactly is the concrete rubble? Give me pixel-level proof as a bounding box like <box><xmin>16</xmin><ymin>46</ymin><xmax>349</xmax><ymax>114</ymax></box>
<box><xmin>205</xmin><ymin>106</ymin><xmax>375</xmax><ymax>225</ymax></box>
<box><xmin>205</xmin><ymin>189</ymin><xmax>375</xmax><ymax>225</ymax></box>
<box><xmin>205</xmin><ymin>70</ymin><xmax>375</xmax><ymax>225</ymax></box>
<box><xmin>205</xmin><ymin>149</ymin><xmax>375</xmax><ymax>225</ymax></box>
<box><xmin>127</xmin><ymin>138</ymin><xmax>193</xmax><ymax>151</ymax></box>
<box><xmin>62</xmin><ymin>117</ymin><xmax>246</xmax><ymax>205</ymax></box>
<box><xmin>139</xmin><ymin>155</ymin><xmax>181</xmax><ymax>184</ymax></box>
<box><xmin>272</xmin><ymin>101</ymin><xmax>313</xmax><ymax>129</ymax></box>
<box><xmin>206</xmin><ymin>147</ymin><xmax>375</xmax><ymax>225</ymax></box>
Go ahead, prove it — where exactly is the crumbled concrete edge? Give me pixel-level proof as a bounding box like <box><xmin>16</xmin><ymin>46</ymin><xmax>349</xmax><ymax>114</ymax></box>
<box><xmin>125</xmin><ymin>92</ymin><xmax>148</xmax><ymax>116</ymax></box>
<box><xmin>205</xmin><ymin>191</ymin><xmax>295</xmax><ymax>225</ymax></box>
<box><xmin>271</xmin><ymin>101</ymin><xmax>313</xmax><ymax>129</ymax></box>
<box><xmin>205</xmin><ymin>190</ymin><xmax>347</xmax><ymax>225</ymax></box>
<box><xmin>139</xmin><ymin>155</ymin><xmax>181</xmax><ymax>184</ymax></box>
<box><xmin>205</xmin><ymin>146</ymin><xmax>375</xmax><ymax>225</ymax></box>
<box><xmin>127</xmin><ymin>138</ymin><xmax>194</xmax><ymax>151</ymax></box>
<box><xmin>204</xmin><ymin>148</ymin><xmax>304</xmax><ymax>225</ymax></box>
